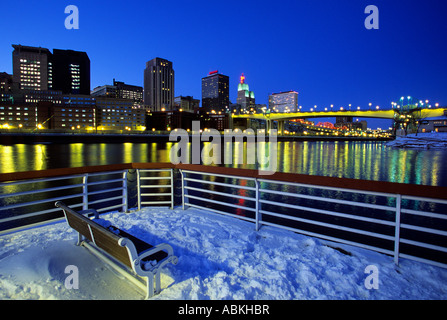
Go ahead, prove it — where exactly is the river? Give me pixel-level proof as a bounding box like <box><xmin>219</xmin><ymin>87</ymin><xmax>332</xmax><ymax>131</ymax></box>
<box><xmin>1</xmin><ymin>140</ymin><xmax>446</xmax><ymax>186</ymax></box>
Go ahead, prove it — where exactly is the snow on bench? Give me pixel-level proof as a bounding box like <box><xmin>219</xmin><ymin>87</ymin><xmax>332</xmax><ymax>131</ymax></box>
<box><xmin>55</xmin><ymin>201</ymin><xmax>178</xmax><ymax>299</ymax></box>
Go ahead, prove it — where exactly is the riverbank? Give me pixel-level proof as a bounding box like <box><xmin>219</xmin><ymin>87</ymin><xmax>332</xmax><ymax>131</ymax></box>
<box><xmin>386</xmin><ymin>132</ymin><xmax>447</xmax><ymax>149</ymax></box>
<box><xmin>0</xmin><ymin>132</ymin><xmax>391</xmax><ymax>145</ymax></box>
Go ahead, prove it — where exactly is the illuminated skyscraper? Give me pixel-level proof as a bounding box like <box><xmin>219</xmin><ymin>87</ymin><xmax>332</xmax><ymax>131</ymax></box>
<box><xmin>236</xmin><ymin>73</ymin><xmax>255</xmax><ymax>113</ymax></box>
<box><xmin>201</xmin><ymin>70</ymin><xmax>229</xmax><ymax>113</ymax></box>
<box><xmin>144</xmin><ymin>58</ymin><xmax>174</xmax><ymax>111</ymax></box>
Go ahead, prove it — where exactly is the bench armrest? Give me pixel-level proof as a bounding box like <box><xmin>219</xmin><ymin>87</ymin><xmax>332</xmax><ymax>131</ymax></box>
<box><xmin>139</xmin><ymin>243</ymin><xmax>175</xmax><ymax>261</ymax></box>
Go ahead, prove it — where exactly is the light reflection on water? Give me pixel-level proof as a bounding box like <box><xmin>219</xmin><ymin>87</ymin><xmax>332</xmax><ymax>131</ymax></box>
<box><xmin>0</xmin><ymin>141</ymin><xmax>446</xmax><ymax>186</ymax></box>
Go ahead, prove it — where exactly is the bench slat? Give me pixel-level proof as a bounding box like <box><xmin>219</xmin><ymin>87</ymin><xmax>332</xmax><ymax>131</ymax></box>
<box><xmin>88</xmin><ymin>223</ymin><xmax>133</xmax><ymax>268</ymax></box>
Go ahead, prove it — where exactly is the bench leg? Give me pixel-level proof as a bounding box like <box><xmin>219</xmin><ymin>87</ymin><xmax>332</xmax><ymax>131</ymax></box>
<box><xmin>154</xmin><ymin>270</ymin><xmax>162</xmax><ymax>295</ymax></box>
<box><xmin>146</xmin><ymin>275</ymin><xmax>155</xmax><ymax>299</ymax></box>
<box><xmin>76</xmin><ymin>232</ymin><xmax>83</xmax><ymax>246</ymax></box>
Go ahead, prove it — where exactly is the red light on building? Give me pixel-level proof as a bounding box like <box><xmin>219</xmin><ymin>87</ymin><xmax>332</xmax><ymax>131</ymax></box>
<box><xmin>209</xmin><ymin>70</ymin><xmax>218</xmax><ymax>75</ymax></box>
<box><xmin>240</xmin><ymin>73</ymin><xmax>245</xmax><ymax>84</ymax></box>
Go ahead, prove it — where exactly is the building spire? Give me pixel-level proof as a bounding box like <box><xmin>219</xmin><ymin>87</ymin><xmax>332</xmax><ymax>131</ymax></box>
<box><xmin>240</xmin><ymin>73</ymin><xmax>245</xmax><ymax>84</ymax></box>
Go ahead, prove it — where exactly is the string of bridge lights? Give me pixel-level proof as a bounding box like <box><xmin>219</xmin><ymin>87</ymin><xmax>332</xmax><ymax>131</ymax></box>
<box><xmin>298</xmin><ymin>97</ymin><xmax>440</xmax><ymax>113</ymax></box>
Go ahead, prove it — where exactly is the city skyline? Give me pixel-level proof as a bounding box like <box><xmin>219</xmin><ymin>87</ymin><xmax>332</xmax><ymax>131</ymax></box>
<box><xmin>0</xmin><ymin>0</ymin><xmax>446</xmax><ymax>129</ymax></box>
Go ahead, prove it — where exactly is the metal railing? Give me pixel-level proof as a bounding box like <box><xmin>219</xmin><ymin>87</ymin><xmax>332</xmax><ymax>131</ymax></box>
<box><xmin>0</xmin><ymin>169</ymin><xmax>128</xmax><ymax>234</ymax></box>
<box><xmin>0</xmin><ymin>163</ymin><xmax>174</xmax><ymax>234</ymax></box>
<box><xmin>179</xmin><ymin>167</ymin><xmax>447</xmax><ymax>269</ymax></box>
<box><xmin>137</xmin><ymin>168</ymin><xmax>174</xmax><ymax>210</ymax></box>
<box><xmin>1</xmin><ymin>163</ymin><xmax>447</xmax><ymax>269</ymax></box>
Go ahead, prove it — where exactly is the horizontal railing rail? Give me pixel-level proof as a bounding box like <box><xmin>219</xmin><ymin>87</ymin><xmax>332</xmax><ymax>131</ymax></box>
<box><xmin>1</xmin><ymin>162</ymin><xmax>447</xmax><ymax>269</ymax></box>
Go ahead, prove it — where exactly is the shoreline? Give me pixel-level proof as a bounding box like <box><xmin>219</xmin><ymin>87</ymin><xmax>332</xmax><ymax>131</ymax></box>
<box><xmin>385</xmin><ymin>133</ymin><xmax>447</xmax><ymax>149</ymax></box>
<box><xmin>0</xmin><ymin>132</ymin><xmax>392</xmax><ymax>145</ymax></box>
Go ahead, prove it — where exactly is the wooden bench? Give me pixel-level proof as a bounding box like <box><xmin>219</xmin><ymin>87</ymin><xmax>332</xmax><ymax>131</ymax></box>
<box><xmin>55</xmin><ymin>201</ymin><xmax>178</xmax><ymax>299</ymax></box>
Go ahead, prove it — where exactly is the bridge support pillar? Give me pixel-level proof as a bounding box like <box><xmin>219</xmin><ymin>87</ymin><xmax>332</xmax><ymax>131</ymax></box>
<box><xmin>228</xmin><ymin>114</ymin><xmax>234</xmax><ymax>129</ymax></box>
<box><xmin>277</xmin><ymin>120</ymin><xmax>285</xmax><ymax>135</ymax></box>
<box><xmin>266</xmin><ymin>119</ymin><xmax>272</xmax><ymax>132</ymax></box>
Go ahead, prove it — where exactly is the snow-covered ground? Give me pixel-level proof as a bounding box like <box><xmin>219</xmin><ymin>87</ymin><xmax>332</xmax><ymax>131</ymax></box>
<box><xmin>387</xmin><ymin>132</ymin><xmax>447</xmax><ymax>149</ymax></box>
<box><xmin>1</xmin><ymin>206</ymin><xmax>447</xmax><ymax>300</ymax></box>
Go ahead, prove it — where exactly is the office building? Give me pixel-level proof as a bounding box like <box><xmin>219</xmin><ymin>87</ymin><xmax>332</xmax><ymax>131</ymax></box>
<box><xmin>91</xmin><ymin>85</ymin><xmax>117</xmax><ymax>98</ymax></box>
<box><xmin>51</xmin><ymin>49</ymin><xmax>90</xmax><ymax>95</ymax></box>
<box><xmin>144</xmin><ymin>58</ymin><xmax>174</xmax><ymax>111</ymax></box>
<box><xmin>268</xmin><ymin>91</ymin><xmax>298</xmax><ymax>113</ymax></box>
<box><xmin>237</xmin><ymin>73</ymin><xmax>255</xmax><ymax>113</ymax></box>
<box><xmin>201</xmin><ymin>70</ymin><xmax>229</xmax><ymax>113</ymax></box>
<box><xmin>12</xmin><ymin>45</ymin><xmax>52</xmax><ymax>91</ymax></box>
<box><xmin>0</xmin><ymin>72</ymin><xmax>14</xmax><ymax>92</ymax></box>
<box><xmin>96</xmin><ymin>97</ymin><xmax>146</xmax><ymax>131</ymax></box>
<box><xmin>0</xmin><ymin>91</ymin><xmax>96</xmax><ymax>130</ymax></box>
<box><xmin>113</xmin><ymin>79</ymin><xmax>143</xmax><ymax>103</ymax></box>
<box><xmin>56</xmin><ymin>94</ymin><xmax>96</xmax><ymax>130</ymax></box>
<box><xmin>174</xmin><ymin>95</ymin><xmax>200</xmax><ymax>113</ymax></box>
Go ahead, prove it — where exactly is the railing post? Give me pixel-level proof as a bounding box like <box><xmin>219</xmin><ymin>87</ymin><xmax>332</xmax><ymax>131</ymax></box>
<box><xmin>137</xmin><ymin>169</ymin><xmax>141</xmax><ymax>211</ymax></box>
<box><xmin>394</xmin><ymin>194</ymin><xmax>402</xmax><ymax>266</ymax></box>
<box><xmin>122</xmin><ymin>170</ymin><xmax>128</xmax><ymax>213</ymax></box>
<box><xmin>170</xmin><ymin>169</ymin><xmax>174</xmax><ymax>209</ymax></box>
<box><xmin>82</xmin><ymin>173</ymin><xmax>89</xmax><ymax>210</ymax></box>
<box><xmin>180</xmin><ymin>170</ymin><xmax>187</xmax><ymax>210</ymax></box>
<box><xmin>255</xmin><ymin>179</ymin><xmax>261</xmax><ymax>231</ymax></box>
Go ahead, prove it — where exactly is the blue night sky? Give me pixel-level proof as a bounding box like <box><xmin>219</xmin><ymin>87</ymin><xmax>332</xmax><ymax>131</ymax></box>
<box><xmin>1</xmin><ymin>0</ymin><xmax>446</xmax><ymax>129</ymax></box>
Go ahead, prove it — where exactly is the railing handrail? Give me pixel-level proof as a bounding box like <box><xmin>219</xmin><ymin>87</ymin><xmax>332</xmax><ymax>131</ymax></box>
<box><xmin>1</xmin><ymin>162</ymin><xmax>447</xmax><ymax>201</ymax></box>
<box><xmin>0</xmin><ymin>163</ymin><xmax>174</xmax><ymax>183</ymax></box>
<box><xmin>174</xmin><ymin>163</ymin><xmax>447</xmax><ymax>201</ymax></box>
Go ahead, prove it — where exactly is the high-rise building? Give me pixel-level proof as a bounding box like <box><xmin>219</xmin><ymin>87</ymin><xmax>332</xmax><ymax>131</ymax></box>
<box><xmin>201</xmin><ymin>70</ymin><xmax>229</xmax><ymax>113</ymax></box>
<box><xmin>236</xmin><ymin>73</ymin><xmax>255</xmax><ymax>113</ymax></box>
<box><xmin>12</xmin><ymin>45</ymin><xmax>52</xmax><ymax>91</ymax></box>
<box><xmin>268</xmin><ymin>91</ymin><xmax>298</xmax><ymax>113</ymax></box>
<box><xmin>51</xmin><ymin>49</ymin><xmax>90</xmax><ymax>95</ymax></box>
<box><xmin>144</xmin><ymin>58</ymin><xmax>174</xmax><ymax>111</ymax></box>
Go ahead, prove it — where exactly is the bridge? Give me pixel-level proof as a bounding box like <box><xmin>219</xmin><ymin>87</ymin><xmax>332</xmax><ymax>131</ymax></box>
<box><xmin>232</xmin><ymin>108</ymin><xmax>447</xmax><ymax>133</ymax></box>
